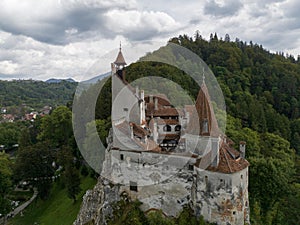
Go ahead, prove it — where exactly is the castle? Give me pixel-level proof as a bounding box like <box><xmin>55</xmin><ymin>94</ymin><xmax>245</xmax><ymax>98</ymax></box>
<box><xmin>100</xmin><ymin>46</ymin><xmax>250</xmax><ymax>225</ymax></box>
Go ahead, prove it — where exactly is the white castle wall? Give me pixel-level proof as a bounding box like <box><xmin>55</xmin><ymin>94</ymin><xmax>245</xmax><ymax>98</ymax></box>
<box><xmin>102</xmin><ymin>139</ymin><xmax>249</xmax><ymax>225</ymax></box>
<box><xmin>192</xmin><ymin>167</ymin><xmax>249</xmax><ymax>225</ymax></box>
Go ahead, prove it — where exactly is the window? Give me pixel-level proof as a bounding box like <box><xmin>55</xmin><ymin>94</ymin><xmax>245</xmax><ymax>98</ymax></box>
<box><xmin>130</xmin><ymin>181</ymin><xmax>138</xmax><ymax>192</ymax></box>
<box><xmin>202</xmin><ymin>119</ymin><xmax>208</xmax><ymax>133</ymax></box>
<box><xmin>205</xmin><ymin>175</ymin><xmax>208</xmax><ymax>184</ymax></box>
<box><xmin>175</xmin><ymin>125</ymin><xmax>181</xmax><ymax>132</ymax></box>
<box><xmin>120</xmin><ymin>154</ymin><xmax>124</xmax><ymax>160</ymax></box>
<box><xmin>163</xmin><ymin>125</ymin><xmax>171</xmax><ymax>132</ymax></box>
<box><xmin>241</xmin><ymin>174</ymin><xmax>243</xmax><ymax>179</ymax></box>
<box><xmin>123</xmin><ymin>108</ymin><xmax>128</xmax><ymax>112</ymax></box>
<box><xmin>188</xmin><ymin>164</ymin><xmax>193</xmax><ymax>170</ymax></box>
<box><xmin>233</xmin><ymin>211</ymin><xmax>236</xmax><ymax>215</ymax></box>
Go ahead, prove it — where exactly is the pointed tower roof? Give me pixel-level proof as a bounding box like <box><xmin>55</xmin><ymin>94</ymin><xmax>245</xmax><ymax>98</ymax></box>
<box><xmin>114</xmin><ymin>43</ymin><xmax>127</xmax><ymax>66</ymax></box>
<box><xmin>195</xmin><ymin>81</ymin><xmax>220</xmax><ymax>137</ymax></box>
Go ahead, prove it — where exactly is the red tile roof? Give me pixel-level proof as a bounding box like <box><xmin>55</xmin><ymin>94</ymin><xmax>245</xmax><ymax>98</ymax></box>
<box><xmin>195</xmin><ymin>140</ymin><xmax>249</xmax><ymax>173</ymax></box>
<box><xmin>145</xmin><ymin>94</ymin><xmax>171</xmax><ymax>106</ymax></box>
<box><xmin>147</xmin><ymin>107</ymin><xmax>179</xmax><ymax>117</ymax></box>
<box><xmin>114</xmin><ymin>49</ymin><xmax>126</xmax><ymax>66</ymax></box>
<box><xmin>195</xmin><ymin>83</ymin><xmax>220</xmax><ymax>137</ymax></box>
<box><xmin>156</xmin><ymin>119</ymin><xmax>179</xmax><ymax>125</ymax></box>
<box><xmin>131</xmin><ymin>122</ymin><xmax>149</xmax><ymax>138</ymax></box>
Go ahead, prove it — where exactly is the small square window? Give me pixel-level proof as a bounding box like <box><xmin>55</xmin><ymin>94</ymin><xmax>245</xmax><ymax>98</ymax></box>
<box><xmin>205</xmin><ymin>175</ymin><xmax>208</xmax><ymax>183</ymax></box>
<box><xmin>123</xmin><ymin>108</ymin><xmax>128</xmax><ymax>112</ymax></box>
<box><xmin>130</xmin><ymin>181</ymin><xmax>138</xmax><ymax>192</ymax></box>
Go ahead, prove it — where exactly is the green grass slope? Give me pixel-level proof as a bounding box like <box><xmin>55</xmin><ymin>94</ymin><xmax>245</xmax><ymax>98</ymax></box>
<box><xmin>9</xmin><ymin>176</ymin><xmax>96</xmax><ymax>225</ymax></box>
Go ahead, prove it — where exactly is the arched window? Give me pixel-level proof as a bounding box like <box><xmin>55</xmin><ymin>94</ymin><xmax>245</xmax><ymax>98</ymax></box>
<box><xmin>163</xmin><ymin>125</ymin><xmax>171</xmax><ymax>132</ymax></box>
<box><xmin>175</xmin><ymin>125</ymin><xmax>181</xmax><ymax>131</ymax></box>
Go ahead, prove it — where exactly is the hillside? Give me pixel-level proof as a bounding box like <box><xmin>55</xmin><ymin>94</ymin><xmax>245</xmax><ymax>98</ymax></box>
<box><xmin>0</xmin><ymin>80</ymin><xmax>77</xmax><ymax>111</ymax></box>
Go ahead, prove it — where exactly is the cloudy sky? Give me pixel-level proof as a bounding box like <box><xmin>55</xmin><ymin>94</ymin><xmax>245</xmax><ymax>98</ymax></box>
<box><xmin>0</xmin><ymin>0</ymin><xmax>299</xmax><ymax>81</ymax></box>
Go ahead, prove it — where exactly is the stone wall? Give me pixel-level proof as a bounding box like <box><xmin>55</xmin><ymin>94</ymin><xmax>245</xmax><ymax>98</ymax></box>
<box><xmin>75</xmin><ymin>137</ymin><xmax>249</xmax><ymax>225</ymax></box>
<box><xmin>192</xmin><ymin>167</ymin><xmax>249</xmax><ymax>225</ymax></box>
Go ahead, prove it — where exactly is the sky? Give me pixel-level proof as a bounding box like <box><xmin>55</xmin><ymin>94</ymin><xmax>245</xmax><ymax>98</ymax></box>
<box><xmin>0</xmin><ymin>0</ymin><xmax>300</xmax><ymax>81</ymax></box>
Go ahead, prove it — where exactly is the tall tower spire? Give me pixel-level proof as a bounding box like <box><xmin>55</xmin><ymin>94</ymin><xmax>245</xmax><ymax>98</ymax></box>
<box><xmin>114</xmin><ymin>42</ymin><xmax>127</xmax><ymax>68</ymax></box>
<box><xmin>195</xmin><ymin>82</ymin><xmax>219</xmax><ymax>137</ymax></box>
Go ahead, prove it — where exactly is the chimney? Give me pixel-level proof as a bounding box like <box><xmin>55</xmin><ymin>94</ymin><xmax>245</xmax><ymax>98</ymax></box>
<box><xmin>211</xmin><ymin>137</ymin><xmax>220</xmax><ymax>167</ymax></box>
<box><xmin>153</xmin><ymin>120</ymin><xmax>158</xmax><ymax>143</ymax></box>
<box><xmin>141</xmin><ymin>90</ymin><xmax>144</xmax><ymax>100</ymax></box>
<box><xmin>111</xmin><ymin>63</ymin><xmax>116</xmax><ymax>74</ymax></box>
<box><xmin>149</xmin><ymin>95</ymin><xmax>153</xmax><ymax>103</ymax></box>
<box><xmin>130</xmin><ymin>123</ymin><xmax>134</xmax><ymax>139</ymax></box>
<box><xmin>240</xmin><ymin>141</ymin><xmax>246</xmax><ymax>158</ymax></box>
<box><xmin>122</xmin><ymin>69</ymin><xmax>126</xmax><ymax>82</ymax></box>
<box><xmin>154</xmin><ymin>97</ymin><xmax>158</xmax><ymax>110</ymax></box>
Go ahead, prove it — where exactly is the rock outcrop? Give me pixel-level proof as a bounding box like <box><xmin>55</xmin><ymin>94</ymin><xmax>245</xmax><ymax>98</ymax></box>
<box><xmin>74</xmin><ymin>177</ymin><xmax>120</xmax><ymax>225</ymax></box>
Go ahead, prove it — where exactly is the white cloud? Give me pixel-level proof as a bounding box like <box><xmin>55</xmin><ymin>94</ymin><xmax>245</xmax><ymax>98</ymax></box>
<box><xmin>104</xmin><ymin>10</ymin><xmax>182</xmax><ymax>40</ymax></box>
<box><xmin>0</xmin><ymin>60</ymin><xmax>19</xmax><ymax>74</ymax></box>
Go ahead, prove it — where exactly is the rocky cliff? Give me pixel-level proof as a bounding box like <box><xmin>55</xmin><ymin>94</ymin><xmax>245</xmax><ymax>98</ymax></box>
<box><xmin>73</xmin><ymin>177</ymin><xmax>120</xmax><ymax>225</ymax></box>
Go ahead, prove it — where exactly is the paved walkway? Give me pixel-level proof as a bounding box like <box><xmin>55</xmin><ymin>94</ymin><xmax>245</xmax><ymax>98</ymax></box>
<box><xmin>0</xmin><ymin>188</ymin><xmax>38</xmax><ymax>224</ymax></box>
<box><xmin>10</xmin><ymin>188</ymin><xmax>38</xmax><ymax>218</ymax></box>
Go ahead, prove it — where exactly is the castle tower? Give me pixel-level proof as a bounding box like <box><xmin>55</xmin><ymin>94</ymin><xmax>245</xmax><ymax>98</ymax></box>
<box><xmin>112</xmin><ymin>43</ymin><xmax>127</xmax><ymax>81</ymax></box>
<box><xmin>111</xmin><ymin>44</ymin><xmax>145</xmax><ymax>149</ymax></box>
<box><xmin>114</xmin><ymin>43</ymin><xmax>126</xmax><ymax>69</ymax></box>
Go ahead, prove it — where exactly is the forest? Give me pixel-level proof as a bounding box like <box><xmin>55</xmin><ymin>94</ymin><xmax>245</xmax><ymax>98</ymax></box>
<box><xmin>0</xmin><ymin>79</ymin><xmax>77</xmax><ymax>111</ymax></box>
<box><xmin>0</xmin><ymin>32</ymin><xmax>299</xmax><ymax>225</ymax></box>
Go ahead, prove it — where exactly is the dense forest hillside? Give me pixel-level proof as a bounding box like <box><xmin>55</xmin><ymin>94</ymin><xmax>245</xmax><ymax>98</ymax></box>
<box><xmin>0</xmin><ymin>80</ymin><xmax>77</xmax><ymax>110</ymax></box>
<box><xmin>93</xmin><ymin>33</ymin><xmax>300</xmax><ymax>225</ymax></box>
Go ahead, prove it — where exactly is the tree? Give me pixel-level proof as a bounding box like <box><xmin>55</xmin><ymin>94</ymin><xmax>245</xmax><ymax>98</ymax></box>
<box><xmin>18</xmin><ymin>127</ymin><xmax>32</xmax><ymax>148</ymax></box>
<box><xmin>0</xmin><ymin>152</ymin><xmax>12</xmax><ymax>217</ymax></box>
<box><xmin>58</xmin><ymin>146</ymin><xmax>81</xmax><ymax>202</ymax></box>
<box><xmin>64</xmin><ymin>165</ymin><xmax>81</xmax><ymax>202</ymax></box>
<box><xmin>14</xmin><ymin>141</ymin><xmax>55</xmax><ymax>199</ymax></box>
<box><xmin>38</xmin><ymin>106</ymin><xmax>73</xmax><ymax>147</ymax></box>
<box><xmin>224</xmin><ymin>34</ymin><xmax>230</xmax><ymax>42</ymax></box>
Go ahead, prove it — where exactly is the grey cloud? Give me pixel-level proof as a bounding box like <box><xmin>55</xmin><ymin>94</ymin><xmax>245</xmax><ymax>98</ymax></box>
<box><xmin>0</xmin><ymin>1</ymin><xmax>181</xmax><ymax>45</ymax></box>
<box><xmin>0</xmin><ymin>7</ymin><xmax>108</xmax><ymax>45</ymax></box>
<box><xmin>281</xmin><ymin>0</ymin><xmax>300</xmax><ymax>20</ymax></box>
<box><xmin>204</xmin><ymin>0</ymin><xmax>242</xmax><ymax>17</ymax></box>
<box><xmin>0</xmin><ymin>1</ymin><xmax>127</xmax><ymax>45</ymax></box>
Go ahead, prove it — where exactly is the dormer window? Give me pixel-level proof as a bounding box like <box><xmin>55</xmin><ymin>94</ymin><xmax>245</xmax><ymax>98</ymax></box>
<box><xmin>175</xmin><ymin>125</ymin><xmax>181</xmax><ymax>132</ymax></box>
<box><xmin>202</xmin><ymin>119</ymin><xmax>208</xmax><ymax>133</ymax></box>
<box><xmin>163</xmin><ymin>125</ymin><xmax>171</xmax><ymax>132</ymax></box>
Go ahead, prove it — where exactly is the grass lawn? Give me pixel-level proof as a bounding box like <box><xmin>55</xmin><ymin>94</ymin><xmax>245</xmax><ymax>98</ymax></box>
<box><xmin>9</xmin><ymin>176</ymin><xmax>97</xmax><ymax>225</ymax></box>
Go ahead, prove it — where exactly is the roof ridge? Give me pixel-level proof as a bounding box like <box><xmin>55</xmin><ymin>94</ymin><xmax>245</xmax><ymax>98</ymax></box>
<box><xmin>222</xmin><ymin>147</ymin><xmax>233</xmax><ymax>173</ymax></box>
